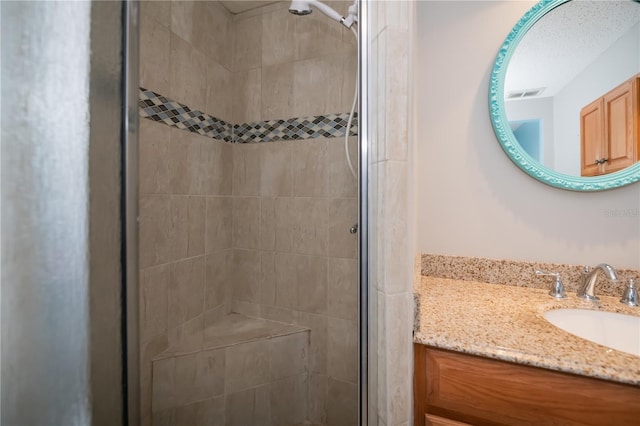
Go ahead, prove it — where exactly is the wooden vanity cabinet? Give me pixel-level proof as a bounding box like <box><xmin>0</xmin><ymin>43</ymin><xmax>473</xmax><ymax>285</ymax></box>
<box><xmin>580</xmin><ymin>74</ymin><xmax>639</xmax><ymax>176</ymax></box>
<box><xmin>414</xmin><ymin>344</ymin><xmax>640</xmax><ymax>426</ymax></box>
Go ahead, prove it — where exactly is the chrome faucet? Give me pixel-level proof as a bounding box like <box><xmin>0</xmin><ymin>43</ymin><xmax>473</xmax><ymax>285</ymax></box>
<box><xmin>577</xmin><ymin>263</ymin><xmax>618</xmax><ymax>301</ymax></box>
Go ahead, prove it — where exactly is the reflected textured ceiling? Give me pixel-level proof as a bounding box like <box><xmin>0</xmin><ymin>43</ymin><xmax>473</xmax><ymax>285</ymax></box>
<box><xmin>219</xmin><ymin>0</ymin><xmax>280</xmax><ymax>14</ymax></box>
<box><xmin>505</xmin><ymin>0</ymin><xmax>640</xmax><ymax>97</ymax></box>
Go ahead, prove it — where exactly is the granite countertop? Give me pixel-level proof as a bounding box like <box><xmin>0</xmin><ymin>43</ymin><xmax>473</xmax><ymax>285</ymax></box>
<box><xmin>413</xmin><ymin>276</ymin><xmax>640</xmax><ymax>386</ymax></box>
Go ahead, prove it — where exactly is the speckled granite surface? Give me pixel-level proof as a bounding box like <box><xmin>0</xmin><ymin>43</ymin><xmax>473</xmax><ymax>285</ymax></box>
<box><xmin>421</xmin><ymin>254</ymin><xmax>639</xmax><ymax>297</ymax></box>
<box><xmin>414</xmin><ymin>276</ymin><xmax>640</xmax><ymax>386</ymax></box>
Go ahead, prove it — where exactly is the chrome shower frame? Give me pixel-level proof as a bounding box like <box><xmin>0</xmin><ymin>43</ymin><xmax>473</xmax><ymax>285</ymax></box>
<box><xmin>357</xmin><ymin>0</ymin><xmax>370</xmax><ymax>424</ymax></box>
<box><xmin>124</xmin><ymin>1</ymin><xmax>140</xmax><ymax>424</ymax></box>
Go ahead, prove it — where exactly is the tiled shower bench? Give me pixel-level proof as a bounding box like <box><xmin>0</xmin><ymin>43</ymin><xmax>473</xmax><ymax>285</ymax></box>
<box><xmin>151</xmin><ymin>313</ymin><xmax>310</xmax><ymax>426</ymax></box>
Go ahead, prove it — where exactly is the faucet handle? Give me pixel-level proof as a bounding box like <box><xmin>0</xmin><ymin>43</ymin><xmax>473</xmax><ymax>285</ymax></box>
<box><xmin>535</xmin><ymin>270</ymin><xmax>567</xmax><ymax>299</ymax></box>
<box><xmin>620</xmin><ymin>278</ymin><xmax>639</xmax><ymax>307</ymax></box>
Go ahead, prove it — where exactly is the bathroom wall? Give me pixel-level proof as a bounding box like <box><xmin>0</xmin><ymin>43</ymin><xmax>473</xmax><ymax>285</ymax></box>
<box><xmin>368</xmin><ymin>1</ymin><xmax>415</xmax><ymax>425</ymax></box>
<box><xmin>138</xmin><ymin>2</ymin><xmax>235</xmax><ymax>425</ymax></box>
<box><xmin>229</xmin><ymin>3</ymin><xmax>359</xmax><ymax>424</ymax></box>
<box><xmin>138</xmin><ymin>1</ymin><xmax>359</xmax><ymax>425</ymax></box>
<box><xmin>415</xmin><ymin>0</ymin><xmax>640</xmax><ymax>269</ymax></box>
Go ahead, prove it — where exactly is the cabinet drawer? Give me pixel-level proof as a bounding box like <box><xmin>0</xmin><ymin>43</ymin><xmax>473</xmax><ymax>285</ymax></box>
<box><xmin>414</xmin><ymin>344</ymin><xmax>640</xmax><ymax>426</ymax></box>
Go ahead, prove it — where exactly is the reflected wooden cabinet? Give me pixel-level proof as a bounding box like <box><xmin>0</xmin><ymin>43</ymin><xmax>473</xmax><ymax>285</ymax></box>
<box><xmin>414</xmin><ymin>344</ymin><xmax>640</xmax><ymax>426</ymax></box>
<box><xmin>580</xmin><ymin>74</ymin><xmax>639</xmax><ymax>176</ymax></box>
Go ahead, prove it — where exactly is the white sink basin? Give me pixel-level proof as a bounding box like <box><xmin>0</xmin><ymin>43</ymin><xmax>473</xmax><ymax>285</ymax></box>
<box><xmin>543</xmin><ymin>309</ymin><xmax>640</xmax><ymax>356</ymax></box>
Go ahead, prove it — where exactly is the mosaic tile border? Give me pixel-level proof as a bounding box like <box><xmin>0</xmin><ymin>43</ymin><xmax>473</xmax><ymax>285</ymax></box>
<box><xmin>139</xmin><ymin>88</ymin><xmax>233</xmax><ymax>142</ymax></box>
<box><xmin>420</xmin><ymin>253</ymin><xmax>640</xmax><ymax>297</ymax></box>
<box><xmin>139</xmin><ymin>88</ymin><xmax>358</xmax><ymax>143</ymax></box>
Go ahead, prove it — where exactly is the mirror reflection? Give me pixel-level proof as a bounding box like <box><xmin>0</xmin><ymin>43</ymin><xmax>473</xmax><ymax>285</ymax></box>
<box><xmin>504</xmin><ymin>0</ymin><xmax>640</xmax><ymax>177</ymax></box>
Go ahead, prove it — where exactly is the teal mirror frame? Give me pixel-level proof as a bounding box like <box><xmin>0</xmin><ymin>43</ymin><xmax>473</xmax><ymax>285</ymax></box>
<box><xmin>489</xmin><ymin>0</ymin><xmax>640</xmax><ymax>191</ymax></box>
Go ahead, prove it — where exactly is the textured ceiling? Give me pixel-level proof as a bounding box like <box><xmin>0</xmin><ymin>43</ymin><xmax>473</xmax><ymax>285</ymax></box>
<box><xmin>219</xmin><ymin>0</ymin><xmax>280</xmax><ymax>14</ymax></box>
<box><xmin>505</xmin><ymin>0</ymin><xmax>640</xmax><ymax>97</ymax></box>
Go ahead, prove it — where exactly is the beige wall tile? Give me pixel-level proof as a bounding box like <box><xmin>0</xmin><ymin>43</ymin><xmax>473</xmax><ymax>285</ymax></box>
<box><xmin>174</xmin><ymin>396</ymin><xmax>224</xmax><ymax>426</ymax></box>
<box><xmin>153</xmin><ymin>409</ymin><xmax>176</xmax><ymax>426</ymax></box>
<box><xmin>275</xmin><ymin>253</ymin><xmax>327</xmax><ymax>314</ymax></box>
<box><xmin>224</xmin><ymin>340</ymin><xmax>270</xmax><ymax>393</ymax></box>
<box><xmin>170</xmin><ymin>33</ymin><xmax>207</xmax><ymax>112</ymax></box>
<box><xmin>259</xmin><ymin>197</ymin><xmax>275</xmax><ymax>251</ymax></box>
<box><xmin>327</xmin><ymin>257</ymin><xmax>357</xmax><ymax>321</ymax></box>
<box><xmin>308</xmin><ymin>373</ymin><xmax>328</xmax><ymax>425</ymax></box>
<box><xmin>327</xmin><ymin>317</ymin><xmax>357</xmax><ymax>383</ymax></box>
<box><xmin>295</xmin><ymin>8</ymin><xmax>344</xmax><ymax>61</ymax></box>
<box><xmin>230</xmin><ymin>299</ymin><xmax>261</xmax><ymax>317</ymax></box>
<box><xmin>176</xmin><ymin>196</ymin><xmax>206</xmax><ymax>259</ymax></box>
<box><xmin>293</xmin><ymin>138</ymin><xmax>329</xmax><ymax>197</ymax></box>
<box><xmin>261</xmin><ymin>8</ymin><xmax>297</xmax><ymax>67</ymax></box>
<box><xmin>139</xmin><ymin>120</ymin><xmax>171</xmax><ymax>195</ymax></box>
<box><xmin>232</xmin><ymin>197</ymin><xmax>260</xmax><ymax>249</ymax></box>
<box><xmin>274</xmin><ymin>197</ymin><xmax>294</xmax><ymax>252</ymax></box>
<box><xmin>327</xmin><ymin>378</ymin><xmax>358</xmax><ymax>426</ymax></box>
<box><xmin>152</xmin><ymin>357</ymin><xmax>176</xmax><ymax>412</ymax></box>
<box><xmin>232</xmin><ymin>142</ymin><xmax>261</xmax><ymax>196</ymax></box>
<box><xmin>164</xmin><ymin>314</ymin><xmax>204</xmax><ymax>357</ymax></box>
<box><xmin>232</xmin><ymin>68</ymin><xmax>261</xmax><ymax>124</ymax></box>
<box><xmin>261</xmin><ymin>62</ymin><xmax>294</xmax><ymax>120</ymax></box>
<box><xmin>175</xmin><ymin>348</ymin><xmax>226</xmax><ymax>406</ymax></box>
<box><xmin>225</xmin><ymin>385</ymin><xmax>270</xmax><ymax>426</ymax></box>
<box><xmin>204</xmin><ymin>304</ymin><xmax>228</xmax><ymax>328</ymax></box>
<box><xmin>328</xmin><ymin>198</ymin><xmax>358</xmax><ymax>259</ymax></box>
<box><xmin>259</xmin><ymin>141</ymin><xmax>293</xmax><ymax>196</ymax></box>
<box><xmin>140</xmin><ymin>14</ymin><xmax>170</xmax><ymax>96</ymax></box>
<box><xmin>274</xmin><ymin>252</ymin><xmax>297</xmax><ymax>309</ymax></box>
<box><xmin>381</xmin><ymin>161</ymin><xmax>409</xmax><ymax>294</ymax></box>
<box><xmin>205</xmin><ymin>196</ymin><xmax>233</xmax><ymax>253</ymax></box>
<box><xmin>139</xmin><ymin>196</ymin><xmax>205</xmax><ymax>267</ymax></box>
<box><xmin>206</xmin><ymin>58</ymin><xmax>233</xmax><ymax>123</ymax></box>
<box><xmin>141</xmin><ymin>264</ymin><xmax>169</xmax><ymax>342</ymax></box>
<box><xmin>168</xmin><ymin>256</ymin><xmax>205</xmax><ymax>328</ymax></box>
<box><xmin>170</xmin><ymin>1</ymin><xmax>196</xmax><ymax>46</ymax></box>
<box><xmin>169</xmin><ymin>128</ymin><xmax>207</xmax><ymax>195</ymax></box>
<box><xmin>260</xmin><ymin>305</ymin><xmax>298</xmax><ymax>324</ymax></box>
<box><xmin>260</xmin><ymin>251</ymin><xmax>277</xmax><ymax>305</ymax></box>
<box><xmin>328</xmin><ymin>136</ymin><xmax>358</xmax><ymax>198</ymax></box>
<box><xmin>270</xmin><ymin>332</ymin><xmax>309</xmax><ymax>380</ymax></box>
<box><xmin>291</xmin><ymin>198</ymin><xmax>328</xmax><ymax>256</ymax></box>
<box><xmin>206</xmin><ymin>140</ymin><xmax>233</xmax><ymax>196</ymax></box>
<box><xmin>141</xmin><ymin>1</ymin><xmax>170</xmax><ymax>28</ymax></box>
<box><xmin>205</xmin><ymin>250</ymin><xmax>232</xmax><ymax>310</ymax></box>
<box><xmin>233</xmin><ymin>249</ymin><xmax>261</xmax><ymax>303</ymax></box>
<box><xmin>294</xmin><ymin>312</ymin><xmax>328</xmax><ymax>375</ymax></box>
<box><xmin>141</xmin><ymin>333</ymin><xmax>170</xmax><ymax>368</ymax></box>
<box><xmin>200</xmin><ymin>2</ymin><xmax>234</xmax><ymax>71</ymax></box>
<box><xmin>294</xmin><ymin>55</ymin><xmax>345</xmax><ymax>117</ymax></box>
<box><xmin>383</xmin><ymin>29</ymin><xmax>410</xmax><ymax>162</ymax></box>
<box><xmin>341</xmin><ymin>50</ymin><xmax>358</xmax><ymax>117</ymax></box>
<box><xmin>374</xmin><ymin>29</ymin><xmax>387</xmax><ymax>162</ymax></box>
<box><xmin>234</xmin><ymin>13</ymin><xmax>262</xmax><ymax>71</ymax></box>
<box><xmin>140</xmin><ymin>195</ymin><xmax>172</xmax><ymax>268</ymax></box>
<box><xmin>269</xmin><ymin>374</ymin><xmax>308</xmax><ymax>425</ymax></box>
<box><xmin>384</xmin><ymin>293</ymin><xmax>413</xmax><ymax>425</ymax></box>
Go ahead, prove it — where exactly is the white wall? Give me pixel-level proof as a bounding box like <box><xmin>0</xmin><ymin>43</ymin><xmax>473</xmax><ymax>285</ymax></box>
<box><xmin>415</xmin><ymin>1</ymin><xmax>640</xmax><ymax>269</ymax></box>
<box><xmin>553</xmin><ymin>22</ymin><xmax>640</xmax><ymax>175</ymax></box>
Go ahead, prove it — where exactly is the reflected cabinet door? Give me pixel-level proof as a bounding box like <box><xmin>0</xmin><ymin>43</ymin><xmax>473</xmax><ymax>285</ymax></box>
<box><xmin>581</xmin><ymin>75</ymin><xmax>639</xmax><ymax>177</ymax></box>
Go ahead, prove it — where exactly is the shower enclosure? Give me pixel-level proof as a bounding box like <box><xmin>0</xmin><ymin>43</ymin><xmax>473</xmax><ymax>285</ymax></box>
<box><xmin>4</xmin><ymin>0</ymin><xmax>420</xmax><ymax>424</ymax></box>
<box><xmin>135</xmin><ymin>1</ymin><xmax>362</xmax><ymax>424</ymax></box>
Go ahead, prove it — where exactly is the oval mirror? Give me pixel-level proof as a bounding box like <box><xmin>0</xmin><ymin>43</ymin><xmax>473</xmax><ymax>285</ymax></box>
<box><xmin>490</xmin><ymin>0</ymin><xmax>640</xmax><ymax>191</ymax></box>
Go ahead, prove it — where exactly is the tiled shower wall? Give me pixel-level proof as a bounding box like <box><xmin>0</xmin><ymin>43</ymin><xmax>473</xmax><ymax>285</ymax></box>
<box><xmin>139</xmin><ymin>1</ymin><xmax>358</xmax><ymax>425</ymax></box>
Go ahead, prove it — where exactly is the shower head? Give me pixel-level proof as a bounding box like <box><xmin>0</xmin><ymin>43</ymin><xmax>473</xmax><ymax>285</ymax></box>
<box><xmin>289</xmin><ymin>0</ymin><xmax>357</xmax><ymax>28</ymax></box>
